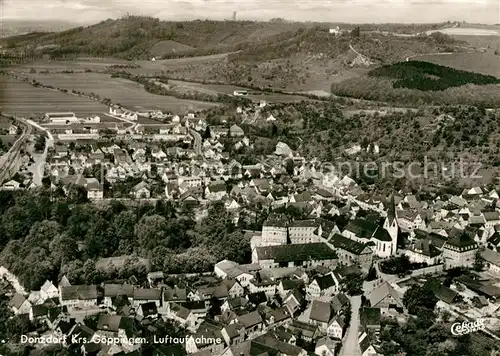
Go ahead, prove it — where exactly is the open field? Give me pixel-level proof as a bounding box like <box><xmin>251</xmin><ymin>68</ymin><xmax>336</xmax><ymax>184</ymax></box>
<box><xmin>0</xmin><ymin>76</ymin><xmax>110</xmax><ymax>117</ymax></box>
<box><xmin>167</xmin><ymin>79</ymin><xmax>313</xmax><ymax>103</ymax></box>
<box><xmin>428</xmin><ymin>27</ymin><xmax>500</xmax><ymax>36</ymax></box>
<box><xmin>25</xmin><ymin>72</ymin><xmax>221</xmax><ymax>113</ymax></box>
<box><xmin>12</xmin><ymin>58</ymin><xmax>131</xmax><ymax>73</ymax></box>
<box><xmin>131</xmin><ymin>53</ymin><xmax>234</xmax><ymax>76</ymax></box>
<box><xmin>455</xmin><ymin>35</ymin><xmax>500</xmax><ymax>53</ymax></box>
<box><xmin>417</xmin><ymin>52</ymin><xmax>500</xmax><ymax>78</ymax></box>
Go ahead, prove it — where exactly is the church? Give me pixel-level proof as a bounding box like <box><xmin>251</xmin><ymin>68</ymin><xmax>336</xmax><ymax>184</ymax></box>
<box><xmin>342</xmin><ymin>197</ymin><xmax>398</xmax><ymax>258</ymax></box>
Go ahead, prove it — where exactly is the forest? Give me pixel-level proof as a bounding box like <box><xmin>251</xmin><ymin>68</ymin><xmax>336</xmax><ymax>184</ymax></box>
<box><xmin>368</xmin><ymin>61</ymin><xmax>500</xmax><ymax>91</ymax></box>
<box><xmin>0</xmin><ymin>189</ymin><xmax>260</xmax><ymax>291</ymax></box>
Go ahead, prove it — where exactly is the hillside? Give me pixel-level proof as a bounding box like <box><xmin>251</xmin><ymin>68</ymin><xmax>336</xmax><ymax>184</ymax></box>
<box><xmin>164</xmin><ymin>28</ymin><xmax>467</xmax><ymax>90</ymax></box>
<box><xmin>368</xmin><ymin>61</ymin><xmax>500</xmax><ymax>91</ymax></box>
<box><xmin>331</xmin><ymin>60</ymin><xmax>500</xmax><ymax>107</ymax></box>
<box><xmin>0</xmin><ymin>17</ymin><xmax>308</xmax><ymax>59</ymax></box>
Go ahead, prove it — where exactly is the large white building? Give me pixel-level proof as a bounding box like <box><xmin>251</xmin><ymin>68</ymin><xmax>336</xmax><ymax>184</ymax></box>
<box><xmin>45</xmin><ymin>112</ymin><xmax>78</xmax><ymax>124</ymax></box>
<box><xmin>260</xmin><ymin>218</ymin><xmax>288</xmax><ymax>247</ymax></box>
<box><xmin>442</xmin><ymin>233</ymin><xmax>478</xmax><ymax>268</ymax></box>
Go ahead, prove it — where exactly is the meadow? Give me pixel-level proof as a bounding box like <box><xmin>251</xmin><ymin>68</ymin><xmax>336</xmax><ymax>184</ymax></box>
<box><xmin>25</xmin><ymin>72</ymin><xmax>221</xmax><ymax>113</ymax></box>
<box><xmin>0</xmin><ymin>76</ymin><xmax>110</xmax><ymax>117</ymax></box>
<box><xmin>416</xmin><ymin>52</ymin><xmax>500</xmax><ymax>78</ymax></box>
<box><xmin>167</xmin><ymin>79</ymin><xmax>313</xmax><ymax>103</ymax></box>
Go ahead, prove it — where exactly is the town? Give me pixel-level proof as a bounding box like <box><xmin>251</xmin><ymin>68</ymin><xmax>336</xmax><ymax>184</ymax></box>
<box><xmin>1</xmin><ymin>5</ymin><xmax>500</xmax><ymax>356</ymax></box>
<box><xmin>0</xmin><ymin>98</ymin><xmax>500</xmax><ymax>356</ymax></box>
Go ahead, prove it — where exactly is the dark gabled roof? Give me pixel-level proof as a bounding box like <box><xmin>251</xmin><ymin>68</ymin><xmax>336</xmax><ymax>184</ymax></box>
<box><xmin>344</xmin><ymin>218</ymin><xmax>392</xmax><ymax>242</ymax></box>
<box><xmin>256</xmin><ymin>243</ymin><xmax>338</xmax><ymax>263</ymax></box>
<box><xmin>140</xmin><ymin>301</ymin><xmax>158</xmax><ymax>317</ymax></box>
<box><xmin>60</xmin><ymin>285</ymin><xmax>98</xmax><ymax>300</ymax></box>
<box><xmin>444</xmin><ymin>233</ymin><xmax>478</xmax><ymax>250</ymax></box>
<box><xmin>31</xmin><ymin>304</ymin><xmax>48</xmax><ymax>318</ymax></box>
<box><xmin>427</xmin><ymin>283</ymin><xmax>459</xmax><ymax>304</ymax></box>
<box><xmin>237</xmin><ymin>311</ymin><xmax>263</xmax><ymax>328</ymax></box>
<box><xmin>288</xmin><ymin>219</ymin><xmax>319</xmax><ymax>228</ymax></box>
<box><xmin>408</xmin><ymin>239</ymin><xmax>442</xmax><ymax>258</ymax></box>
<box><xmin>97</xmin><ymin>314</ymin><xmax>122</xmax><ymax>332</ymax></box>
<box><xmin>246</xmin><ymin>291</ymin><xmax>267</xmax><ymax>305</ymax></box>
<box><xmin>329</xmin><ymin>234</ymin><xmax>372</xmax><ymax>255</ymax></box>
<box><xmin>313</xmin><ymin>274</ymin><xmax>336</xmax><ymax>290</ymax></box>
<box><xmin>330</xmin><ymin>293</ymin><xmax>349</xmax><ymax>313</ymax></box>
<box><xmin>133</xmin><ymin>288</ymin><xmax>161</xmax><ymax>300</ymax></box>
<box><xmin>359</xmin><ymin>333</ymin><xmax>373</xmax><ymax>354</ymax></box>
<box><xmin>104</xmin><ymin>284</ymin><xmax>134</xmax><ymax>298</ymax></box>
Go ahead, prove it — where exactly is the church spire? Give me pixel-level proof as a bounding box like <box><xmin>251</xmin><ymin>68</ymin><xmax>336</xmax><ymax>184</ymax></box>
<box><xmin>387</xmin><ymin>194</ymin><xmax>396</xmax><ymax>224</ymax></box>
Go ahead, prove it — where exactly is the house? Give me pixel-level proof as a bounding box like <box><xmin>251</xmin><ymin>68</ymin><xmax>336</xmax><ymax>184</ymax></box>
<box><xmin>308</xmin><ymin>300</ymin><xmax>331</xmax><ymax>333</ymax></box>
<box><xmin>8</xmin><ymin>125</ymin><xmax>18</xmax><ymax>135</ymax></box>
<box><xmin>205</xmin><ymin>183</ymin><xmax>227</xmax><ymax>201</ymax></box>
<box><xmin>229</xmin><ymin>125</ymin><xmax>244</xmax><ymax>137</ymax></box>
<box><xmin>330</xmin><ymin>293</ymin><xmax>350</xmax><ymax>314</ymax></box>
<box><xmin>367</xmin><ymin>281</ymin><xmax>404</xmax><ymax>315</ymax></box>
<box><xmin>137</xmin><ymin>301</ymin><xmax>158</xmax><ymax>318</ymax></box>
<box><xmin>442</xmin><ymin>233</ymin><xmax>478</xmax><ymax>268</ymax></box>
<box><xmin>284</xmin><ymin>289</ymin><xmax>305</xmax><ymax>317</ymax></box>
<box><xmin>329</xmin><ymin>234</ymin><xmax>373</xmax><ymax>267</ymax></box>
<box><xmin>59</xmin><ymin>285</ymin><xmax>98</xmax><ymax>307</ymax></box>
<box><xmin>133</xmin><ymin>288</ymin><xmax>162</xmax><ymax>307</ymax></box>
<box><xmin>252</xmin><ymin>243</ymin><xmax>338</xmax><ymax>269</ymax></box>
<box><xmin>222</xmin><ymin>333</ymin><xmax>307</xmax><ymax>356</ymax></box>
<box><xmin>214</xmin><ymin>260</ymin><xmax>256</xmax><ymax>288</ymax></box>
<box><xmin>359</xmin><ymin>332</ymin><xmax>378</xmax><ymax>356</ymax></box>
<box><xmin>326</xmin><ymin>316</ymin><xmax>345</xmax><ymax>339</ymax></box>
<box><xmin>1</xmin><ymin>179</ymin><xmax>22</xmax><ymax>191</ymax></box>
<box><xmin>186</xmin><ymin>320</ymin><xmax>225</xmax><ymax>355</ymax></box>
<box><xmin>130</xmin><ymin>181</ymin><xmax>151</xmax><ymax>199</ymax></box>
<box><xmin>103</xmin><ymin>284</ymin><xmax>134</xmax><ymax>308</ymax></box>
<box><xmin>40</xmin><ymin>280</ymin><xmax>59</xmax><ymax>301</ymax></box>
<box><xmin>480</xmin><ymin>248</ymin><xmax>500</xmax><ymax>275</ymax></box>
<box><xmin>166</xmin><ymin>302</ymin><xmax>196</xmax><ymax>329</ymax></box>
<box><xmin>45</xmin><ymin>112</ymin><xmax>78</xmax><ymax>124</ymax></box>
<box><xmin>314</xmin><ymin>337</ymin><xmax>338</xmax><ymax>356</ymax></box>
<box><xmin>86</xmin><ymin>180</ymin><xmax>104</xmax><ymax>200</ymax></box>
<box><xmin>306</xmin><ymin>273</ymin><xmax>338</xmax><ymax>300</ymax></box>
<box><xmin>288</xmin><ymin>220</ymin><xmax>320</xmax><ymax>244</ymax></box>
<box><xmin>8</xmin><ymin>293</ymin><xmax>32</xmax><ymax>315</ymax></box>
<box><xmin>405</xmin><ymin>236</ymin><xmax>441</xmax><ymax>263</ymax></box>
<box><xmin>260</xmin><ymin>217</ymin><xmax>288</xmax><ymax>246</ymax></box>
<box><xmin>236</xmin><ymin>310</ymin><xmax>264</xmax><ymax>336</ymax></box>
<box><xmin>287</xmin><ymin>320</ymin><xmax>320</xmax><ymax>342</ymax></box>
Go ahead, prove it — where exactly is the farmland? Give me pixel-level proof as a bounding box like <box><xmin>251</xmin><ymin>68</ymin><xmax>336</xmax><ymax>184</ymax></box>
<box><xmin>23</xmin><ymin>72</ymin><xmax>221</xmax><ymax>113</ymax></box>
<box><xmin>416</xmin><ymin>53</ymin><xmax>500</xmax><ymax>78</ymax></box>
<box><xmin>0</xmin><ymin>76</ymin><xmax>110</xmax><ymax>117</ymax></box>
<box><xmin>167</xmin><ymin>79</ymin><xmax>313</xmax><ymax>103</ymax></box>
<box><xmin>427</xmin><ymin>27</ymin><xmax>500</xmax><ymax>36</ymax></box>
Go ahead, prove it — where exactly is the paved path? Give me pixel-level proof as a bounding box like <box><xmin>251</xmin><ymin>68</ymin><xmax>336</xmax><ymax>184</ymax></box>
<box><xmin>339</xmin><ymin>295</ymin><xmax>362</xmax><ymax>356</ymax></box>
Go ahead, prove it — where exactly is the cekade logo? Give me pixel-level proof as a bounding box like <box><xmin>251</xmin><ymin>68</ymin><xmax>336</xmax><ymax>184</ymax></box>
<box><xmin>451</xmin><ymin>319</ymin><xmax>486</xmax><ymax>336</ymax></box>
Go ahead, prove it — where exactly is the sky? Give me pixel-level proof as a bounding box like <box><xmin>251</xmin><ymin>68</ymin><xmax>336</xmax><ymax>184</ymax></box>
<box><xmin>1</xmin><ymin>0</ymin><xmax>499</xmax><ymax>25</ymax></box>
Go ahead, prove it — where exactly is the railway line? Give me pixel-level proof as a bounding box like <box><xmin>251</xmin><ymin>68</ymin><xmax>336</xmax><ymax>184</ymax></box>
<box><xmin>0</xmin><ymin>116</ymin><xmax>32</xmax><ymax>184</ymax></box>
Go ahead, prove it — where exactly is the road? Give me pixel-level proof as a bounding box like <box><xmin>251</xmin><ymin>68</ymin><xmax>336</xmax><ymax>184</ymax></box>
<box><xmin>25</xmin><ymin>119</ymin><xmax>54</xmax><ymax>186</ymax></box>
<box><xmin>0</xmin><ymin>117</ymin><xmax>32</xmax><ymax>184</ymax></box>
<box><xmin>339</xmin><ymin>295</ymin><xmax>362</xmax><ymax>356</ymax></box>
<box><xmin>190</xmin><ymin>129</ymin><xmax>203</xmax><ymax>157</ymax></box>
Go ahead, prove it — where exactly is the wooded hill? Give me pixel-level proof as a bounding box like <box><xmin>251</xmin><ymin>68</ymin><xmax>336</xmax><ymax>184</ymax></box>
<box><xmin>369</xmin><ymin>61</ymin><xmax>500</xmax><ymax>91</ymax></box>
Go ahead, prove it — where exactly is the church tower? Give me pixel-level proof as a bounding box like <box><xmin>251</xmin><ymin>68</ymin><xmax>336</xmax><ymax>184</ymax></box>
<box><xmin>383</xmin><ymin>194</ymin><xmax>398</xmax><ymax>255</ymax></box>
